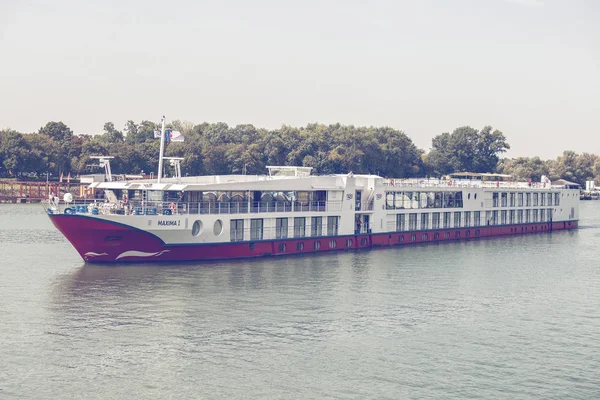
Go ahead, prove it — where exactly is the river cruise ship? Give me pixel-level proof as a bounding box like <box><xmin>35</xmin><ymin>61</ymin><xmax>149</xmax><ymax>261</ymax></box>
<box><xmin>46</xmin><ymin>165</ymin><xmax>579</xmax><ymax>263</ymax></box>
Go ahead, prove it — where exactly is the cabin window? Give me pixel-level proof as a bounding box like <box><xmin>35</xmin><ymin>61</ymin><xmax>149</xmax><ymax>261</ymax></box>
<box><xmin>526</xmin><ymin>193</ymin><xmax>531</xmax><ymax>206</ymax></box>
<box><xmin>230</xmin><ymin>219</ymin><xmax>244</xmax><ymax>242</ymax></box>
<box><xmin>411</xmin><ymin>234</ymin><xmax>416</xmax><ymax>242</ymax></box>
<box><xmin>540</xmin><ymin>209</ymin><xmax>546</xmax><ymax>222</ymax></box>
<box><xmin>517</xmin><ymin>210</ymin><xmax>523</xmax><ymax>223</ymax></box>
<box><xmin>475</xmin><ymin>229</ymin><xmax>480</xmax><ymax>237</ymax></box>
<box><xmin>501</xmin><ymin>193</ymin><xmax>508</xmax><ymax>207</ymax></box>
<box><xmin>250</xmin><ymin>219</ymin><xmax>263</xmax><ymax>240</ymax></box>
<box><xmin>547</xmin><ymin>193</ymin><xmax>552</xmax><ymax>206</ymax></box>
<box><xmin>533</xmin><ymin>209</ymin><xmax>539</xmax><ymax>222</ymax></box>
<box><xmin>314</xmin><ymin>241</ymin><xmax>321</xmax><ymax>250</ymax></box>
<box><xmin>540</xmin><ymin>193</ymin><xmax>546</xmax><ymax>206</ymax></box>
<box><xmin>396</xmin><ymin>214</ymin><xmax>406</xmax><ymax>231</ymax></box>
<box><xmin>455</xmin><ymin>231</ymin><xmax>460</xmax><ymax>238</ymax></box>
<box><xmin>278</xmin><ymin>243</ymin><xmax>286</xmax><ymax>252</ymax></box>
<box><xmin>421</xmin><ymin>213</ymin><xmax>429</xmax><ymax>230</ymax></box>
<box><xmin>398</xmin><ymin>235</ymin><xmax>404</xmax><ymax>242</ymax></box>
<box><xmin>509</xmin><ymin>210</ymin><xmax>515</xmax><ymax>224</ymax></box>
<box><xmin>445</xmin><ymin>232</ymin><xmax>450</xmax><ymax>239</ymax></box>
<box><xmin>192</xmin><ymin>220</ymin><xmax>203</xmax><ymax>237</ymax></box>
<box><xmin>213</xmin><ymin>219</ymin><xmax>223</xmax><ymax>236</ymax></box>
<box><xmin>492</xmin><ymin>211</ymin><xmax>498</xmax><ymax>225</ymax></box>
<box><xmin>432</xmin><ymin>212</ymin><xmax>440</xmax><ymax>229</ymax></box>
<box><xmin>518</xmin><ymin>193</ymin><xmax>523</xmax><ymax>206</ymax></box>
<box><xmin>329</xmin><ymin>240</ymin><xmax>337</xmax><ymax>248</ymax></box>
<box><xmin>525</xmin><ymin>210</ymin><xmax>530</xmax><ymax>223</ymax></box>
<box><xmin>533</xmin><ymin>193</ymin><xmax>539</xmax><ymax>206</ymax></box>
<box><xmin>509</xmin><ymin>193</ymin><xmax>516</xmax><ymax>207</ymax></box>
<box><xmin>327</xmin><ymin>216</ymin><xmax>339</xmax><ymax>236</ymax></box>
<box><xmin>346</xmin><ymin>239</ymin><xmax>353</xmax><ymax>248</ymax></box>
<box><xmin>296</xmin><ymin>242</ymin><xmax>304</xmax><ymax>251</ymax></box>
<box><xmin>422</xmin><ymin>233</ymin><xmax>428</xmax><ymax>240</ymax></box>
<box><xmin>276</xmin><ymin>218</ymin><xmax>288</xmax><ymax>239</ymax></box>
<box><xmin>434</xmin><ymin>232</ymin><xmax>439</xmax><ymax>239</ymax></box>
<box><xmin>554</xmin><ymin>193</ymin><xmax>560</xmax><ymax>206</ymax></box>
<box><xmin>294</xmin><ymin>217</ymin><xmax>306</xmax><ymax>238</ymax></box>
<box><xmin>311</xmin><ymin>216</ymin><xmax>323</xmax><ymax>236</ymax></box>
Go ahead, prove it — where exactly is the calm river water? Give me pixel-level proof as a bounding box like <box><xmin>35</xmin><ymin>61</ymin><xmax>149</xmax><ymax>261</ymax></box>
<box><xmin>1</xmin><ymin>202</ymin><xmax>599</xmax><ymax>399</ymax></box>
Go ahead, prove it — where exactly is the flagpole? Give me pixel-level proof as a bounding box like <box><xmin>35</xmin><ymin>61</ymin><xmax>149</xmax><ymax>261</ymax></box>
<box><xmin>157</xmin><ymin>116</ymin><xmax>166</xmax><ymax>183</ymax></box>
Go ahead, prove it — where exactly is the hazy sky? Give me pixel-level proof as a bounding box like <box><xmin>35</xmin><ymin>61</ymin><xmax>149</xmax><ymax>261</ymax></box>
<box><xmin>1</xmin><ymin>0</ymin><xmax>598</xmax><ymax>158</ymax></box>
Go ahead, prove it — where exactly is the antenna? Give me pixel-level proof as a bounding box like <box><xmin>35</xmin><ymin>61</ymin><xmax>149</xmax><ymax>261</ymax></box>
<box><xmin>164</xmin><ymin>157</ymin><xmax>184</xmax><ymax>181</ymax></box>
<box><xmin>157</xmin><ymin>116</ymin><xmax>166</xmax><ymax>184</ymax></box>
<box><xmin>89</xmin><ymin>156</ymin><xmax>114</xmax><ymax>182</ymax></box>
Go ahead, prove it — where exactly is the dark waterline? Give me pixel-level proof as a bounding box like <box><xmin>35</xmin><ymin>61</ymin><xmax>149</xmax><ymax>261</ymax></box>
<box><xmin>1</xmin><ymin>203</ymin><xmax>600</xmax><ymax>399</ymax></box>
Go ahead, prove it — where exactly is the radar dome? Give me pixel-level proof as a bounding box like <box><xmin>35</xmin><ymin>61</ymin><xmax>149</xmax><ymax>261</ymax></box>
<box><xmin>63</xmin><ymin>193</ymin><xmax>73</xmax><ymax>203</ymax></box>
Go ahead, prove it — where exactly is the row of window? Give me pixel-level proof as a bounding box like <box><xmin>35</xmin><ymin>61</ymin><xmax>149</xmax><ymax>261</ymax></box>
<box><xmin>231</xmin><ymin>216</ymin><xmax>340</xmax><ymax>242</ymax></box>
<box><xmin>395</xmin><ymin>209</ymin><xmax>554</xmax><ymax>231</ymax></box>
<box><xmin>385</xmin><ymin>191</ymin><xmax>464</xmax><ymax>210</ymax></box>
<box><xmin>492</xmin><ymin>192</ymin><xmax>560</xmax><ymax>207</ymax></box>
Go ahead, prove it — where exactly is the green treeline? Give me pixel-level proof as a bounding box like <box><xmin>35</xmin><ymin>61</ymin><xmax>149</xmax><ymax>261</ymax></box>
<box><xmin>0</xmin><ymin>121</ymin><xmax>597</xmax><ymax>185</ymax></box>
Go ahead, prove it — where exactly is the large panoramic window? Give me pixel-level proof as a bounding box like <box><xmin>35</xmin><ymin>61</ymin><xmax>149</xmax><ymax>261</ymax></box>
<box><xmin>464</xmin><ymin>211</ymin><xmax>471</xmax><ymax>227</ymax></box>
<box><xmin>493</xmin><ymin>192</ymin><xmax>499</xmax><ymax>207</ymax></box>
<box><xmin>526</xmin><ymin>193</ymin><xmax>531</xmax><ymax>206</ymax></box>
<box><xmin>518</xmin><ymin>193</ymin><xmax>524</xmax><ymax>207</ymax></box>
<box><xmin>250</xmin><ymin>218</ymin><xmax>263</xmax><ymax>240</ymax></box>
<box><xmin>327</xmin><ymin>216</ymin><xmax>339</xmax><ymax>236</ymax></box>
<box><xmin>230</xmin><ymin>219</ymin><xmax>244</xmax><ymax>242</ymax></box>
<box><xmin>432</xmin><ymin>212</ymin><xmax>440</xmax><ymax>229</ymax></box>
<box><xmin>501</xmin><ymin>193</ymin><xmax>508</xmax><ymax>207</ymax></box>
<box><xmin>473</xmin><ymin>211</ymin><xmax>480</xmax><ymax>227</ymax></box>
<box><xmin>294</xmin><ymin>217</ymin><xmax>306</xmax><ymax>238</ymax></box>
<box><xmin>396</xmin><ymin>214</ymin><xmax>406</xmax><ymax>231</ymax></box>
<box><xmin>533</xmin><ymin>193</ymin><xmax>539</xmax><ymax>206</ymax></box>
<box><xmin>311</xmin><ymin>216</ymin><xmax>322</xmax><ymax>236</ymax></box>
<box><xmin>454</xmin><ymin>212</ymin><xmax>461</xmax><ymax>228</ymax></box>
<box><xmin>443</xmin><ymin>212</ymin><xmax>451</xmax><ymax>228</ymax></box>
<box><xmin>276</xmin><ymin>217</ymin><xmax>288</xmax><ymax>239</ymax></box>
<box><xmin>421</xmin><ymin>213</ymin><xmax>429</xmax><ymax>230</ymax></box>
<box><xmin>554</xmin><ymin>193</ymin><xmax>560</xmax><ymax>206</ymax></box>
<box><xmin>409</xmin><ymin>213</ymin><xmax>418</xmax><ymax>230</ymax></box>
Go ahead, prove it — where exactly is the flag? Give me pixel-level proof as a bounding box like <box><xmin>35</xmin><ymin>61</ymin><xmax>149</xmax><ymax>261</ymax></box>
<box><xmin>169</xmin><ymin>130</ymin><xmax>184</xmax><ymax>142</ymax></box>
<box><xmin>59</xmin><ymin>172</ymin><xmax>63</xmax><ymax>182</ymax></box>
<box><xmin>154</xmin><ymin>130</ymin><xmax>162</xmax><ymax>138</ymax></box>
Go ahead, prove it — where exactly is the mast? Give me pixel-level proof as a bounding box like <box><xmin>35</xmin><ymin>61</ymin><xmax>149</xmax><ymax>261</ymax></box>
<box><xmin>157</xmin><ymin>116</ymin><xmax>166</xmax><ymax>183</ymax></box>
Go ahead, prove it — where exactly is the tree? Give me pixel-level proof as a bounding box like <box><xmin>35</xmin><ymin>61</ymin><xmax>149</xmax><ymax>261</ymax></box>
<box><xmin>424</xmin><ymin>126</ymin><xmax>509</xmax><ymax>176</ymax></box>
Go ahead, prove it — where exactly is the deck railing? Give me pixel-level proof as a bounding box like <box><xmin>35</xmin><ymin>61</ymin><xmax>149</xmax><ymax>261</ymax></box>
<box><xmin>47</xmin><ymin>200</ymin><xmax>344</xmax><ymax>216</ymax></box>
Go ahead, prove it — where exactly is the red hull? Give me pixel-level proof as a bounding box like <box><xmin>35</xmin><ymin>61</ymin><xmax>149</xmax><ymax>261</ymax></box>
<box><xmin>49</xmin><ymin>215</ymin><xmax>578</xmax><ymax>263</ymax></box>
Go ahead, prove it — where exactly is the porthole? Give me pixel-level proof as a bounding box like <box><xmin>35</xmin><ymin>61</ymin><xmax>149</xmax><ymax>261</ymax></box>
<box><xmin>361</xmin><ymin>238</ymin><xmax>368</xmax><ymax>246</ymax></box>
<box><xmin>474</xmin><ymin>193</ymin><xmax>477</xmax><ymax>200</ymax></box>
<box><xmin>329</xmin><ymin>240</ymin><xmax>337</xmax><ymax>249</ymax></box>
<box><xmin>297</xmin><ymin>242</ymin><xmax>304</xmax><ymax>251</ymax></box>
<box><xmin>468</xmin><ymin>193</ymin><xmax>471</xmax><ymax>200</ymax></box>
<box><xmin>422</xmin><ymin>233</ymin><xmax>428</xmax><ymax>240</ymax></box>
<box><xmin>249</xmin><ymin>242</ymin><xmax>255</xmax><ymax>250</ymax></box>
<box><xmin>475</xmin><ymin>229</ymin><xmax>480</xmax><ymax>237</ymax></box>
<box><xmin>411</xmin><ymin>234</ymin><xmax>416</xmax><ymax>242</ymax></box>
<box><xmin>278</xmin><ymin>243</ymin><xmax>286</xmax><ymax>252</ymax></box>
<box><xmin>346</xmin><ymin>239</ymin><xmax>353</xmax><ymax>248</ymax></box>
<box><xmin>434</xmin><ymin>232</ymin><xmax>439</xmax><ymax>239</ymax></box>
<box><xmin>314</xmin><ymin>241</ymin><xmax>321</xmax><ymax>250</ymax></box>
<box><xmin>398</xmin><ymin>235</ymin><xmax>404</xmax><ymax>243</ymax></box>
<box><xmin>445</xmin><ymin>232</ymin><xmax>450</xmax><ymax>239</ymax></box>
<box><xmin>213</xmin><ymin>219</ymin><xmax>223</xmax><ymax>236</ymax></box>
<box><xmin>455</xmin><ymin>231</ymin><xmax>460</xmax><ymax>238</ymax></box>
<box><xmin>192</xmin><ymin>220</ymin><xmax>203</xmax><ymax>236</ymax></box>
<box><xmin>466</xmin><ymin>230</ymin><xmax>471</xmax><ymax>237</ymax></box>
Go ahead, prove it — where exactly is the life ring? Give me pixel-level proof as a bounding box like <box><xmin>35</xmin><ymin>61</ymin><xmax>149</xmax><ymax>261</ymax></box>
<box><xmin>64</xmin><ymin>207</ymin><xmax>74</xmax><ymax>215</ymax></box>
<box><xmin>169</xmin><ymin>202</ymin><xmax>176</xmax><ymax>212</ymax></box>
